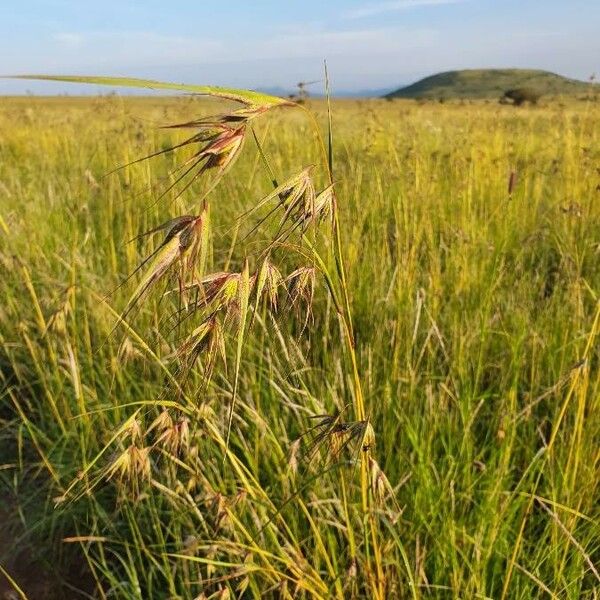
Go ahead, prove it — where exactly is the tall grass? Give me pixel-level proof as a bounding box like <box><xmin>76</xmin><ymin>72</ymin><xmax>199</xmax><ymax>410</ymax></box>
<box><xmin>0</xmin><ymin>92</ymin><xmax>599</xmax><ymax>599</ymax></box>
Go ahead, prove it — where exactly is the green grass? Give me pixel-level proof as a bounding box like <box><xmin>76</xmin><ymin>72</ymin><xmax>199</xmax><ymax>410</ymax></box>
<box><xmin>386</xmin><ymin>68</ymin><xmax>597</xmax><ymax>99</ymax></box>
<box><xmin>0</xmin><ymin>94</ymin><xmax>599</xmax><ymax>599</ymax></box>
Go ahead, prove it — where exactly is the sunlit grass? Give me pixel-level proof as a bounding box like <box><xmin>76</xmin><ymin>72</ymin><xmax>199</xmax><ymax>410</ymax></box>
<box><xmin>0</xmin><ymin>94</ymin><xmax>599</xmax><ymax>599</ymax></box>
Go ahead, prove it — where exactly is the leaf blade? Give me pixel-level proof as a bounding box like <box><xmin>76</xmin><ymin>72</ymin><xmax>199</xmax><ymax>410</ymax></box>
<box><xmin>3</xmin><ymin>75</ymin><xmax>290</xmax><ymax>107</ymax></box>
<box><xmin>225</xmin><ymin>260</ymin><xmax>251</xmax><ymax>455</ymax></box>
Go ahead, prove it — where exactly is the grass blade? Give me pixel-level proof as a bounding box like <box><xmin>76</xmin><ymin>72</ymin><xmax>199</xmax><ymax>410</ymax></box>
<box><xmin>3</xmin><ymin>75</ymin><xmax>291</xmax><ymax>107</ymax></box>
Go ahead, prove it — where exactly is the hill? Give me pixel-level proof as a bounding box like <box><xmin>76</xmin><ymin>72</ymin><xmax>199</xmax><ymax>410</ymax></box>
<box><xmin>385</xmin><ymin>68</ymin><xmax>594</xmax><ymax>99</ymax></box>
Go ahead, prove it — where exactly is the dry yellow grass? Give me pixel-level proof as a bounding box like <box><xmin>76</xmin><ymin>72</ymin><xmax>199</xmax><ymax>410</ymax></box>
<box><xmin>0</xmin><ymin>93</ymin><xmax>599</xmax><ymax>598</ymax></box>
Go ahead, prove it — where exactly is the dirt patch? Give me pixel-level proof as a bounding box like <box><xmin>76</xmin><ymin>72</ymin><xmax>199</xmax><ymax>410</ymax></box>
<box><xmin>0</xmin><ymin>506</ymin><xmax>95</xmax><ymax>599</ymax></box>
<box><xmin>0</xmin><ymin>509</ymin><xmax>54</xmax><ymax>599</ymax></box>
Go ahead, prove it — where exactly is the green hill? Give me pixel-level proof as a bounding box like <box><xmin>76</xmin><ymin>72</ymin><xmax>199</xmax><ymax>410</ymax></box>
<box><xmin>386</xmin><ymin>69</ymin><xmax>594</xmax><ymax>99</ymax></box>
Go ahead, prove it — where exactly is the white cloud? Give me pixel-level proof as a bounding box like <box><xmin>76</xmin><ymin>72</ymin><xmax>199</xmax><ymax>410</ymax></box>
<box><xmin>1</xmin><ymin>19</ymin><xmax>597</xmax><ymax>93</ymax></box>
<box><xmin>241</xmin><ymin>26</ymin><xmax>437</xmax><ymax>61</ymax></box>
<box><xmin>345</xmin><ymin>0</ymin><xmax>465</xmax><ymax>19</ymax></box>
<box><xmin>52</xmin><ymin>32</ymin><xmax>84</xmax><ymax>47</ymax></box>
<box><xmin>29</xmin><ymin>27</ymin><xmax>437</xmax><ymax>70</ymax></box>
<box><xmin>0</xmin><ymin>24</ymin><xmax>440</xmax><ymax>92</ymax></box>
<box><xmin>31</xmin><ymin>31</ymin><xmax>225</xmax><ymax>72</ymax></box>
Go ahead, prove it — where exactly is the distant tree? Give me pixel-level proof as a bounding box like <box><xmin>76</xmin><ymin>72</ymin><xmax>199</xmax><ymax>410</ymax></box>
<box><xmin>287</xmin><ymin>80</ymin><xmax>320</xmax><ymax>104</ymax></box>
<box><xmin>502</xmin><ymin>88</ymin><xmax>541</xmax><ymax>106</ymax></box>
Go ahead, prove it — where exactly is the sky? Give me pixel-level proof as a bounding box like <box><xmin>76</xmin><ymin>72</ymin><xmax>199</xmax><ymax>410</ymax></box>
<box><xmin>0</xmin><ymin>0</ymin><xmax>598</xmax><ymax>95</ymax></box>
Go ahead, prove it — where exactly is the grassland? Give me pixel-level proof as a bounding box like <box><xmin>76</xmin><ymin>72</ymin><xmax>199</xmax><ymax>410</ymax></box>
<box><xmin>0</xmin><ymin>94</ymin><xmax>599</xmax><ymax>599</ymax></box>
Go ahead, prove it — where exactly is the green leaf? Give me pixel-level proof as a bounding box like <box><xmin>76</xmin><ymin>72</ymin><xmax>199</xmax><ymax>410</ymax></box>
<box><xmin>225</xmin><ymin>259</ymin><xmax>251</xmax><ymax>454</ymax></box>
<box><xmin>3</xmin><ymin>75</ymin><xmax>290</xmax><ymax>107</ymax></box>
<box><xmin>252</xmin><ymin>256</ymin><xmax>270</xmax><ymax>327</ymax></box>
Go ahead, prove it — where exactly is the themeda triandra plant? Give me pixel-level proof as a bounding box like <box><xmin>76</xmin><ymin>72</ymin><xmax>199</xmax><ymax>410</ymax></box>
<box><xmin>13</xmin><ymin>74</ymin><xmax>388</xmax><ymax>597</ymax></box>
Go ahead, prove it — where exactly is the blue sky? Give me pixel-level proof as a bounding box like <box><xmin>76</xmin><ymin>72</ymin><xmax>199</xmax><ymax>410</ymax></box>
<box><xmin>0</xmin><ymin>0</ymin><xmax>598</xmax><ymax>94</ymax></box>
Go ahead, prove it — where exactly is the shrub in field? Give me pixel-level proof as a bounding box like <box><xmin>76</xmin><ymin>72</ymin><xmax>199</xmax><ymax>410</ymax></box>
<box><xmin>501</xmin><ymin>87</ymin><xmax>541</xmax><ymax>106</ymax></box>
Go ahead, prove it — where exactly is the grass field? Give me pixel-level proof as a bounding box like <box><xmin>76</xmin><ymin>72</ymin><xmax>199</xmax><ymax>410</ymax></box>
<box><xmin>0</xmin><ymin>94</ymin><xmax>599</xmax><ymax>599</ymax></box>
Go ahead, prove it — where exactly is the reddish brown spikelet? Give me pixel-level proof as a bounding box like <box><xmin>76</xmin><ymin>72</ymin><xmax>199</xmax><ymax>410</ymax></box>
<box><xmin>286</xmin><ymin>267</ymin><xmax>316</xmax><ymax>308</ymax></box>
<box><xmin>119</xmin><ymin>214</ymin><xmax>206</xmax><ymax>324</ymax></box>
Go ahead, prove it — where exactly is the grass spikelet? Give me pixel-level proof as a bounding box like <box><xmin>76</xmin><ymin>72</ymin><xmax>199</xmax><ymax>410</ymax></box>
<box><xmin>285</xmin><ymin>266</ymin><xmax>316</xmax><ymax>331</ymax></box>
<box><xmin>105</xmin><ymin>444</ymin><xmax>151</xmax><ymax>489</ymax></box>
<box><xmin>119</xmin><ymin>214</ymin><xmax>205</xmax><ymax>325</ymax></box>
<box><xmin>369</xmin><ymin>457</ymin><xmax>394</xmax><ymax>505</ymax></box>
